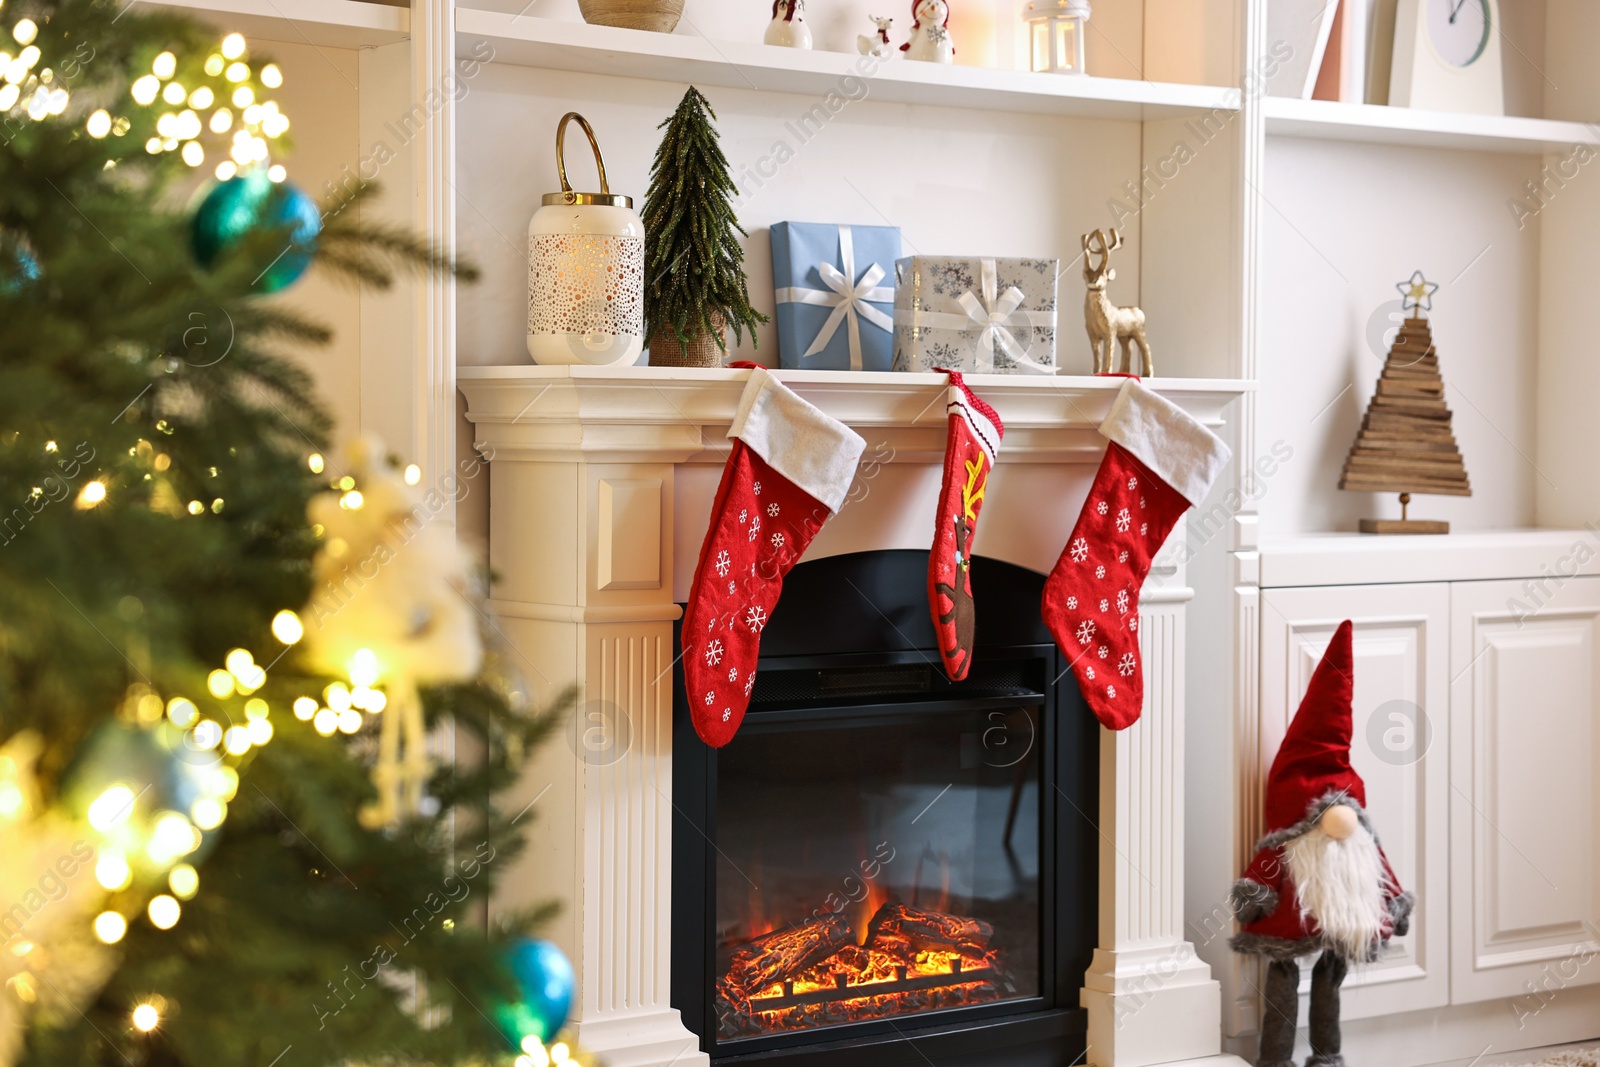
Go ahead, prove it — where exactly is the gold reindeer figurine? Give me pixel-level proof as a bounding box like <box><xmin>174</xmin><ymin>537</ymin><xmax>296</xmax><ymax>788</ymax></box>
<box><xmin>1082</xmin><ymin>229</ymin><xmax>1152</xmax><ymax>376</ymax></box>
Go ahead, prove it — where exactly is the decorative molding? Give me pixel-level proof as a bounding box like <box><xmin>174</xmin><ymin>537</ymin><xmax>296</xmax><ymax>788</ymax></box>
<box><xmin>596</xmin><ymin>479</ymin><xmax>663</xmax><ymax>590</ymax></box>
<box><xmin>460</xmin><ymin>367</ymin><xmax>1249</xmax><ymax>464</ymax></box>
<box><xmin>413</xmin><ymin>0</ymin><xmax>457</xmax><ymax>512</ymax></box>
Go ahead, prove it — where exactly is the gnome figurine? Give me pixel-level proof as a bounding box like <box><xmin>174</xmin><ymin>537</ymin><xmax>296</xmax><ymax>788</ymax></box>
<box><xmin>1230</xmin><ymin>621</ymin><xmax>1414</xmax><ymax>1067</ymax></box>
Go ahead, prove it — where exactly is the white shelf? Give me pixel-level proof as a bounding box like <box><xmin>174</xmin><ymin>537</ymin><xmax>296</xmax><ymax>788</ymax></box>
<box><xmin>1258</xmin><ymin>529</ymin><xmax>1600</xmax><ymax>588</ymax></box>
<box><xmin>143</xmin><ymin>0</ymin><xmax>409</xmax><ymax>49</ymax></box>
<box><xmin>456</xmin><ymin>11</ymin><xmax>1239</xmax><ymax>121</ymax></box>
<box><xmin>1263</xmin><ymin>95</ymin><xmax>1600</xmax><ymax>154</ymax></box>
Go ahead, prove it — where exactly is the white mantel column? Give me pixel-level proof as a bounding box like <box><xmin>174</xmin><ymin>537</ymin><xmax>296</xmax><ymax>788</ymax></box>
<box><xmin>480</xmin><ymin>429</ymin><xmax>709</xmax><ymax>1067</ymax></box>
<box><xmin>1079</xmin><ymin>558</ymin><xmax>1246</xmax><ymax>1067</ymax></box>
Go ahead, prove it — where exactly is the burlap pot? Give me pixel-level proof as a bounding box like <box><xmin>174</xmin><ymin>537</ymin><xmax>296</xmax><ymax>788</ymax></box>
<box><xmin>647</xmin><ymin>317</ymin><xmax>726</xmax><ymax>369</ymax></box>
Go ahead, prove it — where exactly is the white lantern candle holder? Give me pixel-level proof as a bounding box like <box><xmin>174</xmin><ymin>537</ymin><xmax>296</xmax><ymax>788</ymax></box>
<box><xmin>1024</xmin><ymin>0</ymin><xmax>1090</xmax><ymax>74</ymax></box>
<box><xmin>527</xmin><ymin>113</ymin><xmax>644</xmax><ymax>366</ymax></box>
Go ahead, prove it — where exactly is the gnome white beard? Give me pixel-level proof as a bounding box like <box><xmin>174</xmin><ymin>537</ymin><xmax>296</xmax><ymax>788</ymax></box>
<box><xmin>1283</xmin><ymin>818</ymin><xmax>1389</xmax><ymax>961</ymax></box>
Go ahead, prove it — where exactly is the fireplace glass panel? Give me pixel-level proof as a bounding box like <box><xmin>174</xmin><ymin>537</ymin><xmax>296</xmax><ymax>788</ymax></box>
<box><xmin>714</xmin><ymin>704</ymin><xmax>1042</xmax><ymax>1040</ymax></box>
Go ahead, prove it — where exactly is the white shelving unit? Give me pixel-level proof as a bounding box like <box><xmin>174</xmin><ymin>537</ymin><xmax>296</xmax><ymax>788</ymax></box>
<box><xmin>142</xmin><ymin>0</ymin><xmax>410</xmax><ymax>48</ymax></box>
<box><xmin>455</xmin><ymin>11</ymin><xmax>1239</xmax><ymax>120</ymax></box>
<box><xmin>1263</xmin><ymin>95</ymin><xmax>1600</xmax><ymax>154</ymax></box>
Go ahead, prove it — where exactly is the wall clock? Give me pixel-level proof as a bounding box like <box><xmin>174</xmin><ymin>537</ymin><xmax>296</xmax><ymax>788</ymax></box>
<box><xmin>1389</xmin><ymin>0</ymin><xmax>1504</xmax><ymax>115</ymax></box>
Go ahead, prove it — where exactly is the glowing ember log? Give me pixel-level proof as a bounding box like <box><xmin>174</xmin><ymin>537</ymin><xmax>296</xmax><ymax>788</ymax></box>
<box><xmin>866</xmin><ymin>902</ymin><xmax>994</xmax><ymax>960</ymax></box>
<box><xmin>723</xmin><ymin>913</ymin><xmax>855</xmax><ymax>997</ymax></box>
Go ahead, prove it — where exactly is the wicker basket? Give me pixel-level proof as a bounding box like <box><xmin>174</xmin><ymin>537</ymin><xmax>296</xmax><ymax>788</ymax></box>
<box><xmin>647</xmin><ymin>318</ymin><xmax>726</xmax><ymax>369</ymax></box>
<box><xmin>577</xmin><ymin>0</ymin><xmax>685</xmax><ymax>33</ymax></box>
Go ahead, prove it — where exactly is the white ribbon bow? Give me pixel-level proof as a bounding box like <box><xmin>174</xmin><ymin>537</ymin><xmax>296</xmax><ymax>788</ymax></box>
<box><xmin>956</xmin><ymin>258</ymin><xmax>1032</xmax><ymax>372</ymax></box>
<box><xmin>774</xmin><ymin>225</ymin><xmax>895</xmax><ymax>371</ymax></box>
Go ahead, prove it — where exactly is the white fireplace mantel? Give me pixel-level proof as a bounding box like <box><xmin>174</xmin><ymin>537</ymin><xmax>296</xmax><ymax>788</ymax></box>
<box><xmin>461</xmin><ymin>366</ymin><xmax>1251</xmax><ymax>1067</ymax></box>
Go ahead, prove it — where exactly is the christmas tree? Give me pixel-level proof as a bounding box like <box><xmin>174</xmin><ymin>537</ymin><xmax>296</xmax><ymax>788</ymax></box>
<box><xmin>642</xmin><ymin>86</ymin><xmax>766</xmax><ymax>354</ymax></box>
<box><xmin>0</xmin><ymin>3</ymin><xmax>575</xmax><ymax>1065</ymax></box>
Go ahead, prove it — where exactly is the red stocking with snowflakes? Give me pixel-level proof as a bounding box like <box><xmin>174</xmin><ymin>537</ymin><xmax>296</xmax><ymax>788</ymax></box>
<box><xmin>1042</xmin><ymin>380</ymin><xmax>1230</xmax><ymax>730</ymax></box>
<box><xmin>681</xmin><ymin>367</ymin><xmax>865</xmax><ymax>747</ymax></box>
<box><xmin>927</xmin><ymin>370</ymin><xmax>1002</xmax><ymax>681</ymax></box>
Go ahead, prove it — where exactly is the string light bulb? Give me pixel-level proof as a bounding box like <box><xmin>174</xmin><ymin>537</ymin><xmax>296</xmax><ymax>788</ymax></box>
<box><xmin>348</xmin><ymin>649</ymin><xmax>380</xmax><ymax>687</ymax></box>
<box><xmin>169</xmin><ymin>864</ymin><xmax>199</xmax><ymax>899</ymax></box>
<box><xmin>307</xmin><ymin>453</ymin><xmax>324</xmax><ymax>474</ymax></box>
<box><xmin>272</xmin><ymin>610</ymin><xmax>304</xmax><ymax>645</ymax></box>
<box><xmin>147</xmin><ymin>894</ymin><xmax>181</xmax><ymax>930</ymax></box>
<box><xmin>11</xmin><ymin>18</ymin><xmax>36</xmax><ymax>45</ymax></box>
<box><xmin>95</xmin><ymin>849</ymin><xmax>133</xmax><ymax>891</ymax></box>
<box><xmin>132</xmin><ymin>1003</ymin><xmax>160</xmax><ymax>1032</ymax></box>
<box><xmin>293</xmin><ymin>696</ymin><xmax>317</xmax><ymax>721</ymax></box>
<box><xmin>260</xmin><ymin>63</ymin><xmax>282</xmax><ymax>88</ymax></box>
<box><xmin>152</xmin><ymin>51</ymin><xmax>176</xmax><ymax>78</ymax></box>
<box><xmin>93</xmin><ymin>912</ymin><xmax>128</xmax><ymax>944</ymax></box>
<box><xmin>189</xmin><ymin>85</ymin><xmax>213</xmax><ymax>108</ymax></box>
<box><xmin>87</xmin><ymin>784</ymin><xmax>136</xmax><ymax>832</ymax></box>
<box><xmin>312</xmin><ymin>707</ymin><xmax>338</xmax><ymax>737</ymax></box>
<box><xmin>161</xmin><ymin>80</ymin><xmax>185</xmax><ymax>105</ymax></box>
<box><xmin>75</xmin><ymin>480</ymin><xmax>107</xmax><ymax>509</ymax></box>
<box><xmin>130</xmin><ymin>75</ymin><xmax>159</xmax><ymax>105</ymax></box>
<box><xmin>86</xmin><ymin>108</ymin><xmax>111</xmax><ymax>137</ymax></box>
<box><xmin>221</xmin><ymin>32</ymin><xmax>246</xmax><ymax>60</ymax></box>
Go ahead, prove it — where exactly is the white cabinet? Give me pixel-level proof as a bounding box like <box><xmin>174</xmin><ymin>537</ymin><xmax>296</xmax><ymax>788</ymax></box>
<box><xmin>1449</xmin><ymin>577</ymin><xmax>1600</xmax><ymax>1003</ymax></box>
<box><xmin>1259</xmin><ymin>558</ymin><xmax>1600</xmax><ymax>1023</ymax></box>
<box><xmin>1260</xmin><ymin>584</ymin><xmax>1452</xmax><ymax>1018</ymax></box>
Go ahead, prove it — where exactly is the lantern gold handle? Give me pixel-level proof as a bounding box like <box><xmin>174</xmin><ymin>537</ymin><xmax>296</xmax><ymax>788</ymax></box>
<box><xmin>556</xmin><ymin>112</ymin><xmax>610</xmax><ymax>195</ymax></box>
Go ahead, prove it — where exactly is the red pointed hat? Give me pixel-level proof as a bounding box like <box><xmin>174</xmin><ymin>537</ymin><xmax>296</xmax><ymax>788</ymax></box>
<box><xmin>1263</xmin><ymin>620</ymin><xmax>1365</xmax><ymax>834</ymax></box>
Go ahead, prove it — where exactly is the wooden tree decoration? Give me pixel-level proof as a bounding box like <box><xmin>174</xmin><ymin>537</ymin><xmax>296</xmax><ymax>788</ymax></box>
<box><xmin>1339</xmin><ymin>271</ymin><xmax>1471</xmax><ymax>534</ymax></box>
<box><xmin>642</xmin><ymin>86</ymin><xmax>766</xmax><ymax>358</ymax></box>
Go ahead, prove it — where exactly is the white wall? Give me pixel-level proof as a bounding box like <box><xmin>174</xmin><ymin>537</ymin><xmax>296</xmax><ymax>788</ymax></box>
<box><xmin>270</xmin><ymin>41</ymin><xmax>363</xmax><ymax>437</ymax></box>
<box><xmin>453</xmin><ymin>64</ymin><xmax>1149</xmax><ymax>369</ymax></box>
<box><xmin>1257</xmin><ymin>137</ymin><xmax>1541</xmax><ymax>537</ymax></box>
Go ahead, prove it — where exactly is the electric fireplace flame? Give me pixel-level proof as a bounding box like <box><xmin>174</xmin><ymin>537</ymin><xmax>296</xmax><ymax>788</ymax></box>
<box><xmin>716</xmin><ymin>901</ymin><xmax>1011</xmax><ymax>1037</ymax></box>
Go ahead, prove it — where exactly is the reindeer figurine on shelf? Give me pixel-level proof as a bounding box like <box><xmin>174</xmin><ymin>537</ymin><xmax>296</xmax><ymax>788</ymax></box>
<box><xmin>1082</xmin><ymin>228</ymin><xmax>1152</xmax><ymax>376</ymax></box>
<box><xmin>857</xmin><ymin>14</ymin><xmax>894</xmax><ymax>57</ymax></box>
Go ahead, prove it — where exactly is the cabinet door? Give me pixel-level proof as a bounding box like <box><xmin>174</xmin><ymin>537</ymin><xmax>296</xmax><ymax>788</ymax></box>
<box><xmin>1260</xmin><ymin>584</ymin><xmax>1451</xmax><ymax>1018</ymax></box>
<box><xmin>1449</xmin><ymin>577</ymin><xmax>1600</xmax><ymax>1003</ymax></box>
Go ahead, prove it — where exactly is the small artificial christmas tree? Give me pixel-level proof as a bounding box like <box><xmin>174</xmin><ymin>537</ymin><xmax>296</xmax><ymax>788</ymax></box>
<box><xmin>0</xmin><ymin>2</ymin><xmax>575</xmax><ymax>1065</ymax></box>
<box><xmin>642</xmin><ymin>86</ymin><xmax>767</xmax><ymax>366</ymax></box>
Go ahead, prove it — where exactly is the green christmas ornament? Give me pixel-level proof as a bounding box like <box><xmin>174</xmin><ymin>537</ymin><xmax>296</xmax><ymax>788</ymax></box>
<box><xmin>191</xmin><ymin>170</ymin><xmax>321</xmax><ymax>293</ymax></box>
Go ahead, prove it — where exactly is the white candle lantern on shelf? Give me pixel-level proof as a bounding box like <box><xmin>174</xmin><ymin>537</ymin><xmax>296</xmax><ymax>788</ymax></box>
<box><xmin>527</xmin><ymin>112</ymin><xmax>644</xmax><ymax>366</ymax></box>
<box><xmin>1024</xmin><ymin>0</ymin><xmax>1090</xmax><ymax>74</ymax></box>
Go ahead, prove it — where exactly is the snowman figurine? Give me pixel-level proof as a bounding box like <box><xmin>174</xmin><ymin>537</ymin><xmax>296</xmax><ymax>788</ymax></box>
<box><xmin>763</xmin><ymin>0</ymin><xmax>812</xmax><ymax>48</ymax></box>
<box><xmin>900</xmin><ymin>0</ymin><xmax>954</xmax><ymax>62</ymax></box>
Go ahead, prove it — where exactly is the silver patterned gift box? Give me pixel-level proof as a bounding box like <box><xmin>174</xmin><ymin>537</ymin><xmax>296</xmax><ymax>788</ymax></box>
<box><xmin>891</xmin><ymin>256</ymin><xmax>1059</xmax><ymax>374</ymax></box>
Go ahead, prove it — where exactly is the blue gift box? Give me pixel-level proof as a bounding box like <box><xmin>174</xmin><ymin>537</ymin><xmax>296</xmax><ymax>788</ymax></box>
<box><xmin>771</xmin><ymin>221</ymin><xmax>902</xmax><ymax>371</ymax></box>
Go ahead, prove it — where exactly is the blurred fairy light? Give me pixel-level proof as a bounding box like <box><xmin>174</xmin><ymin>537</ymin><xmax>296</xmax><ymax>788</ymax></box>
<box><xmin>272</xmin><ymin>609</ymin><xmax>304</xmax><ymax>645</ymax></box>
<box><xmin>87</xmin><ymin>785</ymin><xmax>136</xmax><ymax>832</ymax></box>
<box><xmin>169</xmin><ymin>864</ymin><xmax>199</xmax><ymax>899</ymax></box>
<box><xmin>93</xmin><ymin>912</ymin><xmax>127</xmax><ymax>944</ymax></box>
<box><xmin>152</xmin><ymin>51</ymin><xmax>176</xmax><ymax>78</ymax></box>
<box><xmin>95</xmin><ymin>849</ymin><xmax>133</xmax><ymax>891</ymax></box>
<box><xmin>12</xmin><ymin>18</ymin><xmax>36</xmax><ymax>45</ymax></box>
<box><xmin>293</xmin><ymin>696</ymin><xmax>317</xmax><ymax>721</ymax></box>
<box><xmin>147</xmin><ymin>894</ymin><xmax>181</xmax><ymax>930</ymax></box>
<box><xmin>221</xmin><ymin>32</ymin><xmax>246</xmax><ymax>60</ymax></box>
<box><xmin>307</xmin><ymin>453</ymin><xmax>324</xmax><ymax>474</ymax></box>
<box><xmin>132</xmin><ymin>1003</ymin><xmax>160</xmax><ymax>1032</ymax></box>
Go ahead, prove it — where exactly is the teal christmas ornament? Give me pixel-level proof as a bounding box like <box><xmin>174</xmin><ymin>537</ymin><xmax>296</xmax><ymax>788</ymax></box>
<box><xmin>191</xmin><ymin>170</ymin><xmax>321</xmax><ymax>293</ymax></box>
<box><xmin>493</xmin><ymin>938</ymin><xmax>575</xmax><ymax>1047</ymax></box>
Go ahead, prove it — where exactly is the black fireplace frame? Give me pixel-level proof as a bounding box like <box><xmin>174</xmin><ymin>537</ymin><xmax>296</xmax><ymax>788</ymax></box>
<box><xmin>672</xmin><ymin>550</ymin><xmax>1100</xmax><ymax>1067</ymax></box>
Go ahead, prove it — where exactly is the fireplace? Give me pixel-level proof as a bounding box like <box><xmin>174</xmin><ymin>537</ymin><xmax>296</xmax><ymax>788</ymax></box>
<box><xmin>672</xmin><ymin>550</ymin><xmax>1099</xmax><ymax>1065</ymax></box>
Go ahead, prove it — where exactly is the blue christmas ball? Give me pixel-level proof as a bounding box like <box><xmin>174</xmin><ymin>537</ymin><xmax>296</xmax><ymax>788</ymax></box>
<box><xmin>191</xmin><ymin>170</ymin><xmax>321</xmax><ymax>293</ymax></box>
<box><xmin>494</xmin><ymin>938</ymin><xmax>575</xmax><ymax>1047</ymax></box>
